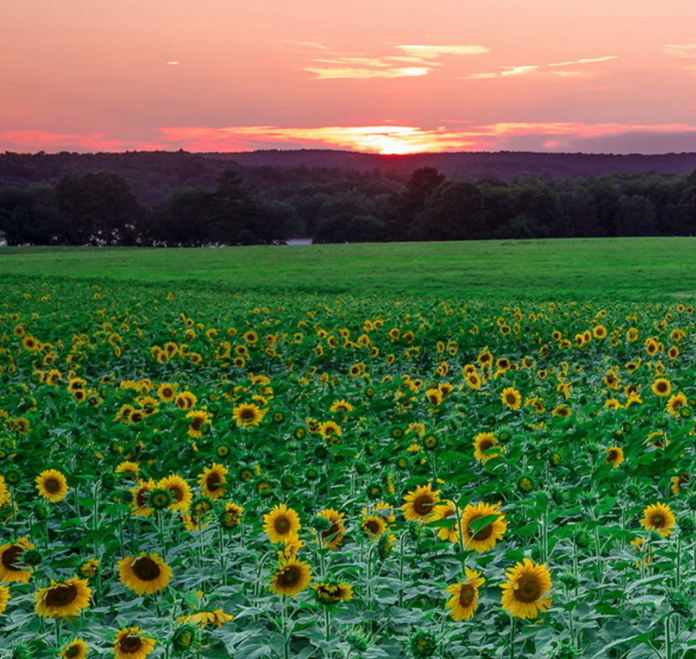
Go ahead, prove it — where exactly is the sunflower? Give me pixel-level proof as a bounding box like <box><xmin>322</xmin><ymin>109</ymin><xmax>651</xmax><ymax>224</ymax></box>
<box><xmin>0</xmin><ymin>583</ymin><xmax>9</xmax><ymax>616</ymax></box>
<box><xmin>313</xmin><ymin>581</ymin><xmax>353</xmax><ymax>605</ymax></box>
<box><xmin>232</xmin><ymin>403</ymin><xmax>266</xmax><ymax>428</ymax></box>
<box><xmin>501</xmin><ymin>387</ymin><xmax>522</xmax><ymax>410</ymax></box>
<box><xmin>361</xmin><ymin>515</ymin><xmax>387</xmax><ymax>539</ymax></box>
<box><xmin>473</xmin><ymin>432</ymin><xmax>502</xmax><ymax>464</ymax></box>
<box><xmin>277</xmin><ymin>538</ymin><xmax>304</xmax><ymax>561</ymax></box>
<box><xmin>500</xmin><ymin>558</ymin><xmax>553</xmax><ymax>619</ymax></box>
<box><xmin>461</xmin><ymin>501</ymin><xmax>507</xmax><ymax>553</ymax></box>
<box><xmin>156</xmin><ymin>383</ymin><xmax>177</xmax><ymax>403</ymax></box>
<box><xmin>640</xmin><ymin>502</ymin><xmax>675</xmax><ymax>537</ymax></box>
<box><xmin>198</xmin><ymin>463</ymin><xmax>228</xmax><ymax>499</ymax></box>
<box><xmin>605</xmin><ymin>446</ymin><xmax>624</xmax><ymax>469</ymax></box>
<box><xmin>270</xmin><ymin>558</ymin><xmax>312</xmax><ymax>597</ymax></box>
<box><xmin>35</xmin><ymin>576</ymin><xmax>92</xmax><ymax>619</ymax></box>
<box><xmin>430</xmin><ymin>501</ymin><xmax>462</xmax><ymax>542</ymax></box>
<box><xmin>318</xmin><ymin>420</ymin><xmax>341</xmax><ymax>439</ymax></box>
<box><xmin>130</xmin><ymin>479</ymin><xmax>155</xmax><ymax>518</ymax></box>
<box><xmin>651</xmin><ymin>378</ymin><xmax>672</xmax><ymax>397</ymax></box>
<box><xmin>445</xmin><ymin>568</ymin><xmax>485</xmax><ymax>621</ymax></box>
<box><xmin>671</xmin><ymin>473</ymin><xmax>690</xmax><ymax>495</ymax></box>
<box><xmin>175</xmin><ymin>391</ymin><xmax>197</xmax><ymax>411</ymax></box>
<box><xmin>264</xmin><ymin>503</ymin><xmax>301</xmax><ymax>543</ymax></box>
<box><xmin>402</xmin><ymin>483</ymin><xmax>441</xmax><ymax>522</ymax></box>
<box><xmin>35</xmin><ymin>468</ymin><xmax>69</xmax><ymax>503</ymax></box>
<box><xmin>0</xmin><ymin>537</ymin><xmax>34</xmax><ymax>583</ymax></box>
<box><xmin>115</xmin><ymin>461</ymin><xmax>140</xmax><ymax>478</ymax></box>
<box><xmin>112</xmin><ymin>627</ymin><xmax>156</xmax><ymax>659</ymax></box>
<box><xmin>79</xmin><ymin>558</ymin><xmax>99</xmax><ymax>580</ymax></box>
<box><xmin>158</xmin><ymin>474</ymin><xmax>192</xmax><ymax>512</ymax></box>
<box><xmin>667</xmin><ymin>392</ymin><xmax>688</xmax><ymax>416</ymax></box>
<box><xmin>186</xmin><ymin>410</ymin><xmax>212</xmax><ymax>439</ymax></box>
<box><xmin>317</xmin><ymin>508</ymin><xmax>346</xmax><ymax>550</ymax></box>
<box><xmin>60</xmin><ymin>639</ymin><xmax>89</xmax><ymax>659</ymax></box>
<box><xmin>118</xmin><ymin>553</ymin><xmax>172</xmax><ymax>596</ymax></box>
<box><xmin>329</xmin><ymin>400</ymin><xmax>354</xmax><ymax>413</ymax></box>
<box><xmin>177</xmin><ymin>609</ymin><xmax>234</xmax><ymax>628</ymax></box>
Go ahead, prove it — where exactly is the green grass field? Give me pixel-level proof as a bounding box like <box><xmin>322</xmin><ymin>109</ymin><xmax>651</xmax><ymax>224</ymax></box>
<box><xmin>1</xmin><ymin>237</ymin><xmax>696</xmax><ymax>299</ymax></box>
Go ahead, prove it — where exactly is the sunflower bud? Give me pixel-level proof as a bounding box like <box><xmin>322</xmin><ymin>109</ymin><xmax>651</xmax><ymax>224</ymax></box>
<box><xmin>558</xmin><ymin>571</ymin><xmax>579</xmax><ymax>590</ymax></box>
<box><xmin>574</xmin><ymin>530</ymin><xmax>591</xmax><ymax>549</ymax></box>
<box><xmin>22</xmin><ymin>549</ymin><xmax>42</xmax><ymax>567</ymax></box>
<box><xmin>312</xmin><ymin>514</ymin><xmax>332</xmax><ymax>533</ymax></box>
<box><xmin>517</xmin><ymin>476</ymin><xmax>534</xmax><ymax>493</ymax></box>
<box><xmin>667</xmin><ymin>588</ymin><xmax>692</xmax><ymax>617</ymax></box>
<box><xmin>346</xmin><ymin>628</ymin><xmax>371</xmax><ymax>652</ymax></box>
<box><xmin>148</xmin><ymin>487</ymin><xmax>173</xmax><ymax>510</ymax></box>
<box><xmin>409</xmin><ymin>630</ymin><xmax>437</xmax><ymax>659</ymax></box>
<box><xmin>172</xmin><ymin>623</ymin><xmax>198</xmax><ymax>653</ymax></box>
<box><xmin>677</xmin><ymin>514</ymin><xmax>696</xmax><ymax>539</ymax></box>
<box><xmin>377</xmin><ymin>532</ymin><xmax>396</xmax><ymax>560</ymax></box>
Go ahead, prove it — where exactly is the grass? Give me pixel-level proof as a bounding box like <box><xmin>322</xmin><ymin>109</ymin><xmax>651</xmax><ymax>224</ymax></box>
<box><xmin>2</xmin><ymin>237</ymin><xmax>696</xmax><ymax>299</ymax></box>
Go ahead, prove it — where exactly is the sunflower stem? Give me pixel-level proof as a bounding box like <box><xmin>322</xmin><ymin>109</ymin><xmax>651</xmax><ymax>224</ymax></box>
<box><xmin>55</xmin><ymin>618</ymin><xmax>62</xmax><ymax>648</ymax></box>
<box><xmin>665</xmin><ymin>613</ymin><xmax>673</xmax><ymax>659</ymax></box>
<box><xmin>398</xmin><ymin>530</ymin><xmax>407</xmax><ymax>608</ymax></box>
<box><xmin>324</xmin><ymin>605</ymin><xmax>332</xmax><ymax>643</ymax></box>
<box><xmin>282</xmin><ymin>596</ymin><xmax>291</xmax><ymax>659</ymax></box>
<box><xmin>508</xmin><ymin>616</ymin><xmax>516</xmax><ymax>659</ymax></box>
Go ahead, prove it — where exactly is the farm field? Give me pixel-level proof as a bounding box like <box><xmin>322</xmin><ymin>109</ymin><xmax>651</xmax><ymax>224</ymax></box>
<box><xmin>1</xmin><ymin>241</ymin><xmax>696</xmax><ymax>658</ymax></box>
<box><xmin>2</xmin><ymin>236</ymin><xmax>696</xmax><ymax>299</ymax></box>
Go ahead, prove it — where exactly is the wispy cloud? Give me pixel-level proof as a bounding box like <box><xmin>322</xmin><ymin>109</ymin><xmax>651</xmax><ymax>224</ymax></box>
<box><xmin>298</xmin><ymin>43</ymin><xmax>487</xmax><ymax>80</ymax></box>
<box><xmin>663</xmin><ymin>42</ymin><xmax>696</xmax><ymax>58</ymax></box>
<box><xmin>463</xmin><ymin>55</ymin><xmax>617</xmax><ymax>79</ymax></box>
<box><xmin>277</xmin><ymin>39</ymin><xmax>328</xmax><ymax>50</ymax></box>
<box><xmin>0</xmin><ymin>130</ymin><xmax>160</xmax><ymax>152</ymax></box>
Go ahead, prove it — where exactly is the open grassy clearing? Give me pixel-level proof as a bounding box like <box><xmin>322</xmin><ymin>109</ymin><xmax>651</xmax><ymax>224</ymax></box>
<box><xmin>2</xmin><ymin>237</ymin><xmax>696</xmax><ymax>299</ymax></box>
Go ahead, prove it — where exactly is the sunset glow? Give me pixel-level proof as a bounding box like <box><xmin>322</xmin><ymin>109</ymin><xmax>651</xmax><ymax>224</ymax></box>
<box><xmin>2</xmin><ymin>1</ymin><xmax>696</xmax><ymax>154</ymax></box>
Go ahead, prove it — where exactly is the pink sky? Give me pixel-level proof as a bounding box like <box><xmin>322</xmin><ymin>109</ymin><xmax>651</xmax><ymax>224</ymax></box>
<box><xmin>2</xmin><ymin>0</ymin><xmax>696</xmax><ymax>154</ymax></box>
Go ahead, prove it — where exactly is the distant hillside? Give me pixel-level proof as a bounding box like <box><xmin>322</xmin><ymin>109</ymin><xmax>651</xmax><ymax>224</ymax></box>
<box><xmin>206</xmin><ymin>149</ymin><xmax>696</xmax><ymax>180</ymax></box>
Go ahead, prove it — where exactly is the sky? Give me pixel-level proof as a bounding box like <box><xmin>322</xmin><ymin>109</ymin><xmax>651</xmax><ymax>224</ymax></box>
<box><xmin>2</xmin><ymin>0</ymin><xmax>696</xmax><ymax>155</ymax></box>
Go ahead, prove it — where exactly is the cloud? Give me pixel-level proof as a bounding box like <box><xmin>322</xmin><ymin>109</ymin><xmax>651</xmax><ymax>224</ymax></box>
<box><xmin>463</xmin><ymin>55</ymin><xmax>617</xmax><ymax>80</ymax></box>
<box><xmin>300</xmin><ymin>43</ymin><xmax>487</xmax><ymax>80</ymax></box>
<box><xmin>166</xmin><ymin>61</ymin><xmax>180</xmax><ymax>66</ymax></box>
<box><xmin>156</xmin><ymin>122</ymin><xmax>696</xmax><ymax>155</ymax></box>
<box><xmin>5</xmin><ymin>123</ymin><xmax>696</xmax><ymax>155</ymax></box>
<box><xmin>277</xmin><ymin>39</ymin><xmax>328</xmax><ymax>50</ymax></box>
<box><xmin>663</xmin><ymin>42</ymin><xmax>696</xmax><ymax>58</ymax></box>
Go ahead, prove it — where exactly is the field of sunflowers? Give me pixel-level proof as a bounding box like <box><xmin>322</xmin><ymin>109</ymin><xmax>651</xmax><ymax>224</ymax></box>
<box><xmin>1</xmin><ymin>276</ymin><xmax>696</xmax><ymax>659</ymax></box>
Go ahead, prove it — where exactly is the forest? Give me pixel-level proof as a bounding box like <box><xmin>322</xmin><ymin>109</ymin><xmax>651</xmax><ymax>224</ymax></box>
<box><xmin>1</xmin><ymin>151</ymin><xmax>696</xmax><ymax>245</ymax></box>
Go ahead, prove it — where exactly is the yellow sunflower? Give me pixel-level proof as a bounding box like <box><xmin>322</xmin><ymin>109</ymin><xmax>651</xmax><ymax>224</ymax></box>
<box><xmin>605</xmin><ymin>446</ymin><xmax>624</xmax><ymax>469</ymax></box>
<box><xmin>651</xmin><ymin>378</ymin><xmax>672</xmax><ymax>397</ymax></box>
<box><xmin>461</xmin><ymin>501</ymin><xmax>507</xmax><ymax>553</ymax></box>
<box><xmin>197</xmin><ymin>463</ymin><xmax>228</xmax><ymax>500</ymax></box>
<box><xmin>500</xmin><ymin>558</ymin><xmax>553</xmax><ymax>619</ymax></box>
<box><xmin>220</xmin><ymin>502</ymin><xmax>244</xmax><ymax>529</ymax></box>
<box><xmin>35</xmin><ymin>576</ymin><xmax>92</xmax><ymax>619</ymax></box>
<box><xmin>445</xmin><ymin>568</ymin><xmax>485</xmax><ymax>621</ymax></box>
<box><xmin>158</xmin><ymin>475</ymin><xmax>192</xmax><ymax>512</ymax></box>
<box><xmin>0</xmin><ymin>475</ymin><xmax>9</xmax><ymax>507</ymax></box>
<box><xmin>0</xmin><ymin>583</ymin><xmax>9</xmax><ymax>616</ymax></box>
<box><xmin>35</xmin><ymin>468</ymin><xmax>69</xmax><ymax>503</ymax></box>
<box><xmin>186</xmin><ymin>410</ymin><xmax>212</xmax><ymax>439</ymax></box>
<box><xmin>263</xmin><ymin>503</ymin><xmax>301</xmax><ymax>543</ymax></box>
<box><xmin>318</xmin><ymin>420</ymin><xmax>341</xmax><ymax>439</ymax></box>
<box><xmin>317</xmin><ymin>508</ymin><xmax>346</xmax><ymax>550</ymax></box>
<box><xmin>0</xmin><ymin>537</ymin><xmax>35</xmax><ymax>583</ymax></box>
<box><xmin>360</xmin><ymin>515</ymin><xmax>387</xmax><ymax>539</ymax></box>
<box><xmin>473</xmin><ymin>432</ymin><xmax>502</xmax><ymax>464</ymax></box>
<box><xmin>313</xmin><ymin>581</ymin><xmax>353</xmax><ymax>605</ymax></box>
<box><xmin>112</xmin><ymin>627</ymin><xmax>156</xmax><ymax>659</ymax></box>
<box><xmin>177</xmin><ymin>609</ymin><xmax>234</xmax><ymax>627</ymax></box>
<box><xmin>501</xmin><ymin>387</ymin><xmax>522</xmax><ymax>410</ymax></box>
<box><xmin>671</xmin><ymin>473</ymin><xmax>690</xmax><ymax>495</ymax></box>
<box><xmin>430</xmin><ymin>500</ymin><xmax>462</xmax><ymax>542</ymax></box>
<box><xmin>130</xmin><ymin>479</ymin><xmax>155</xmax><ymax>518</ymax></box>
<box><xmin>329</xmin><ymin>400</ymin><xmax>354</xmax><ymax>413</ymax></box>
<box><xmin>156</xmin><ymin>383</ymin><xmax>177</xmax><ymax>403</ymax></box>
<box><xmin>175</xmin><ymin>391</ymin><xmax>197</xmax><ymax>411</ymax></box>
<box><xmin>60</xmin><ymin>639</ymin><xmax>89</xmax><ymax>659</ymax></box>
<box><xmin>232</xmin><ymin>403</ymin><xmax>266</xmax><ymax>428</ymax></box>
<box><xmin>667</xmin><ymin>392</ymin><xmax>688</xmax><ymax>416</ymax></box>
<box><xmin>401</xmin><ymin>483</ymin><xmax>441</xmax><ymax>522</ymax></box>
<box><xmin>269</xmin><ymin>558</ymin><xmax>312</xmax><ymax>597</ymax></box>
<box><xmin>639</xmin><ymin>502</ymin><xmax>675</xmax><ymax>537</ymax></box>
<box><xmin>118</xmin><ymin>553</ymin><xmax>172</xmax><ymax>596</ymax></box>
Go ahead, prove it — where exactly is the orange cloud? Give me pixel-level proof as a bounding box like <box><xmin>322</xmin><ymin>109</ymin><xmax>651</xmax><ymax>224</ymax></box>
<box><xmin>464</xmin><ymin>55</ymin><xmax>617</xmax><ymax>79</ymax></box>
<box><xmin>301</xmin><ymin>43</ymin><xmax>487</xmax><ymax>80</ymax></box>
<box><xmin>0</xmin><ymin>130</ymin><xmax>160</xmax><ymax>152</ymax></box>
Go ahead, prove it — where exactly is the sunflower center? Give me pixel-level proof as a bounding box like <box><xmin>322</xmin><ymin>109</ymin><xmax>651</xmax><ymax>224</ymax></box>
<box><xmin>136</xmin><ymin>489</ymin><xmax>149</xmax><ymax>507</ymax></box>
<box><xmin>240</xmin><ymin>408</ymin><xmax>255</xmax><ymax>420</ymax></box>
<box><xmin>479</xmin><ymin>439</ymin><xmax>494</xmax><ymax>451</ymax></box>
<box><xmin>363</xmin><ymin>519</ymin><xmax>381</xmax><ymax>535</ymax></box>
<box><xmin>45</xmin><ymin>478</ymin><xmax>61</xmax><ymax>494</ymax></box>
<box><xmin>321</xmin><ymin>523</ymin><xmax>340</xmax><ymax>541</ymax></box>
<box><xmin>169</xmin><ymin>486</ymin><xmax>183</xmax><ymax>502</ymax></box>
<box><xmin>506</xmin><ymin>394</ymin><xmax>517</xmax><ymax>405</ymax></box>
<box><xmin>279</xmin><ymin>565</ymin><xmax>301</xmax><ymax>587</ymax></box>
<box><xmin>45</xmin><ymin>584</ymin><xmax>77</xmax><ymax>607</ymax></box>
<box><xmin>515</xmin><ymin>575</ymin><xmax>542</xmax><ymax>603</ymax></box>
<box><xmin>606</xmin><ymin>451</ymin><xmax>617</xmax><ymax>463</ymax></box>
<box><xmin>275</xmin><ymin>517</ymin><xmax>291</xmax><ymax>534</ymax></box>
<box><xmin>65</xmin><ymin>646</ymin><xmax>81</xmax><ymax>659</ymax></box>
<box><xmin>470</xmin><ymin>516</ymin><xmax>494</xmax><ymax>541</ymax></box>
<box><xmin>413</xmin><ymin>495</ymin><xmax>435</xmax><ymax>517</ymax></box>
<box><xmin>132</xmin><ymin>556</ymin><xmax>161</xmax><ymax>581</ymax></box>
<box><xmin>650</xmin><ymin>514</ymin><xmax>665</xmax><ymax>528</ymax></box>
<box><xmin>1</xmin><ymin>545</ymin><xmax>23</xmax><ymax>570</ymax></box>
<box><xmin>458</xmin><ymin>584</ymin><xmax>475</xmax><ymax>607</ymax></box>
<box><xmin>191</xmin><ymin>417</ymin><xmax>204</xmax><ymax>431</ymax></box>
<box><xmin>206</xmin><ymin>473</ymin><xmax>221</xmax><ymax>490</ymax></box>
<box><xmin>120</xmin><ymin>637</ymin><xmax>143</xmax><ymax>652</ymax></box>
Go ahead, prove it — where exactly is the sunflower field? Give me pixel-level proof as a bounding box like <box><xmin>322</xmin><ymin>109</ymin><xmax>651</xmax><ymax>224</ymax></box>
<box><xmin>2</xmin><ymin>278</ymin><xmax>696</xmax><ymax>659</ymax></box>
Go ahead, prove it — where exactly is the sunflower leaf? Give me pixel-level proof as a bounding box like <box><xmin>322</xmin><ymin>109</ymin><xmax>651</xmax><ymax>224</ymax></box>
<box><xmin>467</xmin><ymin>514</ymin><xmax>500</xmax><ymax>536</ymax></box>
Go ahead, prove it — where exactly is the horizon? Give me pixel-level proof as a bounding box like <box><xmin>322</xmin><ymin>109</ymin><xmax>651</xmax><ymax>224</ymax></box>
<box><xmin>3</xmin><ymin>1</ymin><xmax>696</xmax><ymax>155</ymax></box>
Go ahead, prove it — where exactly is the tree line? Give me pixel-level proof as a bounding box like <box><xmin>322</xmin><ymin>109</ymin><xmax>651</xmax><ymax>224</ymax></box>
<box><xmin>1</xmin><ymin>163</ymin><xmax>696</xmax><ymax>246</ymax></box>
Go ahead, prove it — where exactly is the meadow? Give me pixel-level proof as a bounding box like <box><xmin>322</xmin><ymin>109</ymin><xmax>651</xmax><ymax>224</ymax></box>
<box><xmin>1</xmin><ymin>240</ymin><xmax>696</xmax><ymax>659</ymax></box>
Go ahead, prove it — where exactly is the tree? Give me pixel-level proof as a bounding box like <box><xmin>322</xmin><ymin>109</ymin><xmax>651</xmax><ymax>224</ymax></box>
<box><xmin>387</xmin><ymin>167</ymin><xmax>445</xmax><ymax>240</ymax></box>
<box><xmin>412</xmin><ymin>182</ymin><xmax>486</xmax><ymax>240</ymax></box>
